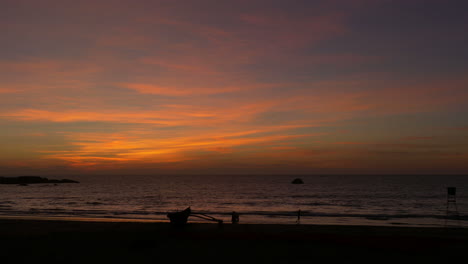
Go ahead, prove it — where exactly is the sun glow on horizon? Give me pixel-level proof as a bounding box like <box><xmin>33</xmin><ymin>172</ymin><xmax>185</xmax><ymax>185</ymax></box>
<box><xmin>1</xmin><ymin>0</ymin><xmax>468</xmax><ymax>175</ymax></box>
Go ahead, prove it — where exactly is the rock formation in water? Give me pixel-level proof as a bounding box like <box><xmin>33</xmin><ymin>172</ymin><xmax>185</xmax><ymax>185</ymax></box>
<box><xmin>0</xmin><ymin>176</ymin><xmax>79</xmax><ymax>185</ymax></box>
<box><xmin>291</xmin><ymin>178</ymin><xmax>304</xmax><ymax>184</ymax></box>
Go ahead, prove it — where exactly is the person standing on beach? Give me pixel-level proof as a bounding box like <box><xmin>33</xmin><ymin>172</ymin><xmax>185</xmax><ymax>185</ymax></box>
<box><xmin>231</xmin><ymin>211</ymin><xmax>239</xmax><ymax>224</ymax></box>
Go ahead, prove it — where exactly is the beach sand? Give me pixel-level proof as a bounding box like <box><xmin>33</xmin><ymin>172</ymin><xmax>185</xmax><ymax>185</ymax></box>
<box><xmin>1</xmin><ymin>218</ymin><xmax>467</xmax><ymax>263</ymax></box>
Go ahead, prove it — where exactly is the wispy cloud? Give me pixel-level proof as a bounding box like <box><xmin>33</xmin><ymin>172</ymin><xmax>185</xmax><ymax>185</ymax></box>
<box><xmin>1</xmin><ymin>0</ymin><xmax>468</xmax><ymax>173</ymax></box>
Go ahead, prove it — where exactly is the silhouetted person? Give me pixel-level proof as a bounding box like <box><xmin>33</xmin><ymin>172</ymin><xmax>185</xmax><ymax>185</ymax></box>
<box><xmin>231</xmin><ymin>211</ymin><xmax>239</xmax><ymax>224</ymax></box>
<box><xmin>296</xmin><ymin>210</ymin><xmax>301</xmax><ymax>224</ymax></box>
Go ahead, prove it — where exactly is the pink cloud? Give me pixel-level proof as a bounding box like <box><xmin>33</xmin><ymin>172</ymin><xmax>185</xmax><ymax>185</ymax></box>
<box><xmin>139</xmin><ymin>57</ymin><xmax>221</xmax><ymax>76</ymax></box>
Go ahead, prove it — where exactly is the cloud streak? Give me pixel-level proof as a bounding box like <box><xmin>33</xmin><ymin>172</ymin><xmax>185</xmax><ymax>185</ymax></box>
<box><xmin>1</xmin><ymin>0</ymin><xmax>468</xmax><ymax>173</ymax></box>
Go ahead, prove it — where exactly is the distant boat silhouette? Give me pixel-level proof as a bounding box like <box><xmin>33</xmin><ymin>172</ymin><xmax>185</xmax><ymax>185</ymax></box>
<box><xmin>167</xmin><ymin>207</ymin><xmax>191</xmax><ymax>225</ymax></box>
<box><xmin>291</xmin><ymin>178</ymin><xmax>304</xmax><ymax>184</ymax></box>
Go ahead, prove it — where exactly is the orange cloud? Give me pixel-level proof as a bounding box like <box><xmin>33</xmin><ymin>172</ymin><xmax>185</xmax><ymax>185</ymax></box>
<box><xmin>0</xmin><ymin>88</ymin><xmax>19</xmax><ymax>94</ymax></box>
<box><xmin>122</xmin><ymin>83</ymin><xmax>242</xmax><ymax>96</ymax></box>
<box><xmin>121</xmin><ymin>81</ymin><xmax>285</xmax><ymax>96</ymax></box>
<box><xmin>37</xmin><ymin>129</ymin><xmax>322</xmax><ymax>168</ymax></box>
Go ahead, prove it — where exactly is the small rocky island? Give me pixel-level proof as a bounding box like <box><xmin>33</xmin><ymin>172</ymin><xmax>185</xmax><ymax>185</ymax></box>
<box><xmin>291</xmin><ymin>178</ymin><xmax>304</xmax><ymax>184</ymax></box>
<box><xmin>0</xmin><ymin>176</ymin><xmax>79</xmax><ymax>185</ymax></box>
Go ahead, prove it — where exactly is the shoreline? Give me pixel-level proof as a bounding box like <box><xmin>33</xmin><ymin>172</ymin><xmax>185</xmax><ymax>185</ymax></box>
<box><xmin>1</xmin><ymin>218</ymin><xmax>468</xmax><ymax>263</ymax></box>
<box><xmin>0</xmin><ymin>213</ymin><xmax>463</xmax><ymax>228</ymax></box>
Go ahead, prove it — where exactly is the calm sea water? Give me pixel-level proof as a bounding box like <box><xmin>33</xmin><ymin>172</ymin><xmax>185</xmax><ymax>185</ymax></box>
<box><xmin>0</xmin><ymin>174</ymin><xmax>467</xmax><ymax>227</ymax></box>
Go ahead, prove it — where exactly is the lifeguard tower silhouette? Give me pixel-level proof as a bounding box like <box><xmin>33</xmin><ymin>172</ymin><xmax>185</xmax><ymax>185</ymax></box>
<box><xmin>445</xmin><ymin>187</ymin><xmax>460</xmax><ymax>227</ymax></box>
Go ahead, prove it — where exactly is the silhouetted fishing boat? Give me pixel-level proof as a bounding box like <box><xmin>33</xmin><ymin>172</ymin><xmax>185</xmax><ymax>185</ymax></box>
<box><xmin>167</xmin><ymin>207</ymin><xmax>191</xmax><ymax>225</ymax></box>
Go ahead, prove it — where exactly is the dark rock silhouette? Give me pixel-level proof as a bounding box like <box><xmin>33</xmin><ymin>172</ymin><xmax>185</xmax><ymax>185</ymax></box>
<box><xmin>291</xmin><ymin>178</ymin><xmax>304</xmax><ymax>184</ymax></box>
<box><xmin>0</xmin><ymin>176</ymin><xmax>79</xmax><ymax>185</ymax></box>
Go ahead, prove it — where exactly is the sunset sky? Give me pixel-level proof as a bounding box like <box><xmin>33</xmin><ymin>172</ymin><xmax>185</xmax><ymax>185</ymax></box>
<box><xmin>1</xmin><ymin>0</ymin><xmax>467</xmax><ymax>175</ymax></box>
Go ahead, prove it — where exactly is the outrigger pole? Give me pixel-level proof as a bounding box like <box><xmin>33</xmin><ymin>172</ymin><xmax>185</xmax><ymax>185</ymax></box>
<box><xmin>190</xmin><ymin>213</ymin><xmax>223</xmax><ymax>224</ymax></box>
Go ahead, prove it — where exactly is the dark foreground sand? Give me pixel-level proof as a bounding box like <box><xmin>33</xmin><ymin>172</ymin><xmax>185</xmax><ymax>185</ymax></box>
<box><xmin>1</xmin><ymin>219</ymin><xmax>467</xmax><ymax>263</ymax></box>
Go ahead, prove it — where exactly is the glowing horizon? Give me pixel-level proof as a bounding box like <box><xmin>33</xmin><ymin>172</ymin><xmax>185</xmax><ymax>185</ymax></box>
<box><xmin>1</xmin><ymin>0</ymin><xmax>468</xmax><ymax>175</ymax></box>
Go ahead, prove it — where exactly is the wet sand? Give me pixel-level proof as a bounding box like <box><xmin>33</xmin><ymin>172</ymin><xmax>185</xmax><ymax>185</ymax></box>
<box><xmin>1</xmin><ymin>218</ymin><xmax>467</xmax><ymax>263</ymax></box>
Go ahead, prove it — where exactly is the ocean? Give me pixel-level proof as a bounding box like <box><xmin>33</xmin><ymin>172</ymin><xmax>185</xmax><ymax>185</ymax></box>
<box><xmin>0</xmin><ymin>174</ymin><xmax>467</xmax><ymax>227</ymax></box>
